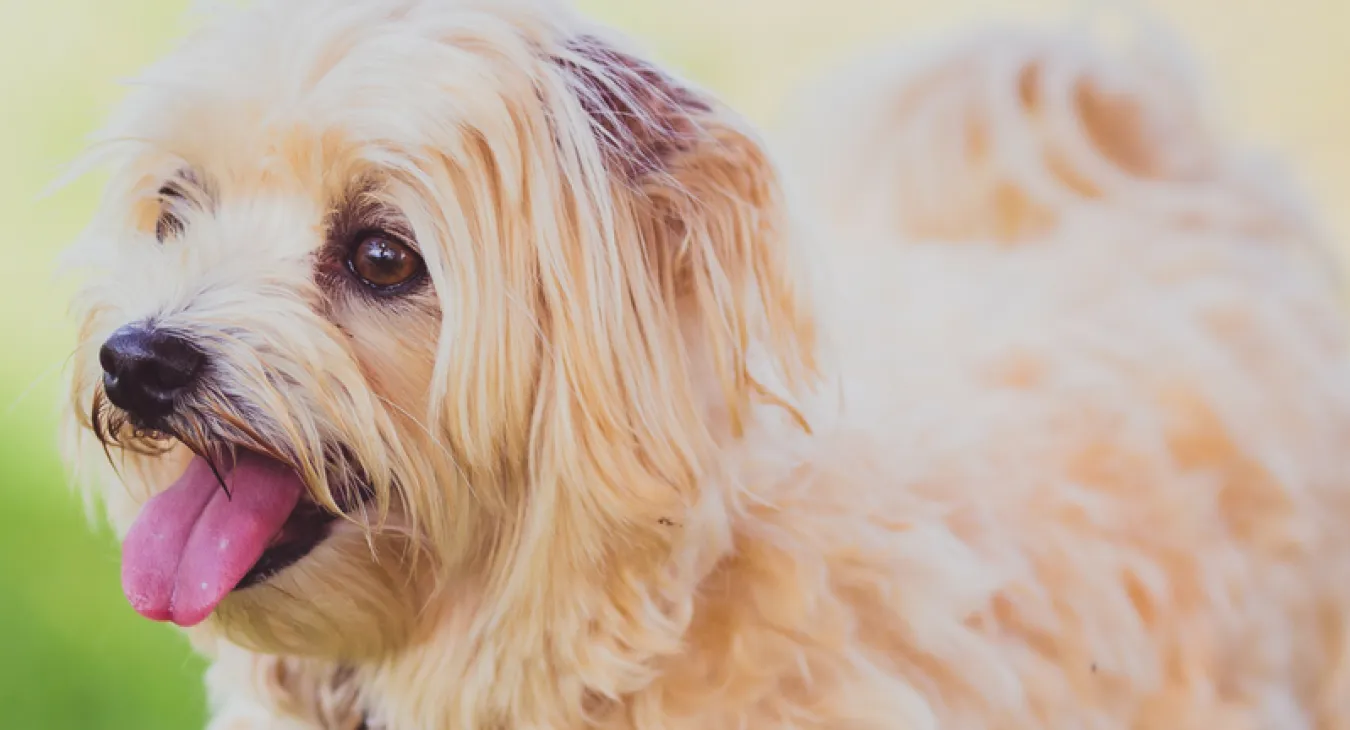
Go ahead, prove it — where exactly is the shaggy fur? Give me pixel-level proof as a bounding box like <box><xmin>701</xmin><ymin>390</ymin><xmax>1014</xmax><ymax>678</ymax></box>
<box><xmin>62</xmin><ymin>0</ymin><xmax>1350</xmax><ymax>727</ymax></box>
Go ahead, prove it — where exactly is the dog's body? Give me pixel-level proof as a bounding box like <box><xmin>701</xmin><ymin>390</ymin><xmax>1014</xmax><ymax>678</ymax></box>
<box><xmin>62</xmin><ymin>1</ymin><xmax>1350</xmax><ymax>728</ymax></box>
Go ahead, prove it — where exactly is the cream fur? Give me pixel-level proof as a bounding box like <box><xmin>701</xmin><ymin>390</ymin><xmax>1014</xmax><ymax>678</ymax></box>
<box><xmin>62</xmin><ymin>1</ymin><xmax>1350</xmax><ymax>728</ymax></box>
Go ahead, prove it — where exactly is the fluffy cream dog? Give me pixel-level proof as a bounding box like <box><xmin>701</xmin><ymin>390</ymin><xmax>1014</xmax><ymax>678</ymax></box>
<box><xmin>63</xmin><ymin>0</ymin><xmax>1350</xmax><ymax>727</ymax></box>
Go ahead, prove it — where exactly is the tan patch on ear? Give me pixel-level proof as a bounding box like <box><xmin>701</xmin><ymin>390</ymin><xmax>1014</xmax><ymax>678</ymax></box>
<box><xmin>554</xmin><ymin>36</ymin><xmax>712</xmax><ymax>177</ymax></box>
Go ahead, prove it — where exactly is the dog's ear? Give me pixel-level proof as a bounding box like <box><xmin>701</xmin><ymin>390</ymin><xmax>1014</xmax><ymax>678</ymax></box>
<box><xmin>551</xmin><ymin>36</ymin><xmax>710</xmax><ymax>178</ymax></box>
<box><xmin>545</xmin><ymin>33</ymin><xmax>818</xmax><ymax>430</ymax></box>
<box><xmin>525</xmin><ymin>35</ymin><xmax>817</xmax><ymax>512</ymax></box>
<box><xmin>413</xmin><ymin>34</ymin><xmax>820</xmax><ymax>717</ymax></box>
<box><xmin>462</xmin><ymin>36</ymin><xmax>818</xmax><ymax>699</ymax></box>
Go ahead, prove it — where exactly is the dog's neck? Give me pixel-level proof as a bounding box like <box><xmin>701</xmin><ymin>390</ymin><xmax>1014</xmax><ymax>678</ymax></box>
<box><xmin>353</xmin><ymin>386</ymin><xmax>828</xmax><ymax>728</ymax></box>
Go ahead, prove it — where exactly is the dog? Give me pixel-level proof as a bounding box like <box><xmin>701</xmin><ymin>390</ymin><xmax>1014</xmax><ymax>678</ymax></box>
<box><xmin>62</xmin><ymin>0</ymin><xmax>1350</xmax><ymax>727</ymax></box>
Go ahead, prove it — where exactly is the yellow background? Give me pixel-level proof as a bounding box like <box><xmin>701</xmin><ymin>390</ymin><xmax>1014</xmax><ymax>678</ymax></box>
<box><xmin>2</xmin><ymin>0</ymin><xmax>1345</xmax><ymax>726</ymax></box>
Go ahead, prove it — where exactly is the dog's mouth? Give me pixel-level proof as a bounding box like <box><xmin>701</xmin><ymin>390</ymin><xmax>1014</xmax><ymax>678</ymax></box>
<box><xmin>234</xmin><ymin>497</ymin><xmax>336</xmax><ymax>592</ymax></box>
<box><xmin>120</xmin><ymin>449</ymin><xmax>368</xmax><ymax>627</ymax></box>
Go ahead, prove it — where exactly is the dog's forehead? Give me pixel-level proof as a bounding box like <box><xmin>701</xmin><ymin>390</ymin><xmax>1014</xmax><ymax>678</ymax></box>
<box><xmin>114</xmin><ymin>0</ymin><xmax>553</xmax><ymax>194</ymax></box>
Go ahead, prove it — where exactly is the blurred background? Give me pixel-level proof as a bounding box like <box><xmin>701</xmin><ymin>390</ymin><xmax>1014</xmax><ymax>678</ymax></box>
<box><xmin>1</xmin><ymin>0</ymin><xmax>1346</xmax><ymax>727</ymax></box>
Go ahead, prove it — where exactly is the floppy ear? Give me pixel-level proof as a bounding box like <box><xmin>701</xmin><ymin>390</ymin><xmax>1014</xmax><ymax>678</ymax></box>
<box><xmin>458</xmin><ymin>33</ymin><xmax>818</xmax><ymax>712</ymax></box>
<box><xmin>549</xmin><ymin>32</ymin><xmax>817</xmax><ymax>432</ymax></box>
<box><xmin>528</xmin><ymin>34</ymin><xmax>818</xmax><ymax>526</ymax></box>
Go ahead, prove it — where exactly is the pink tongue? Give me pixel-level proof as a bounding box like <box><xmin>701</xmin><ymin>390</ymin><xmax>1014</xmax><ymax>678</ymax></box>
<box><xmin>121</xmin><ymin>452</ymin><xmax>305</xmax><ymax>627</ymax></box>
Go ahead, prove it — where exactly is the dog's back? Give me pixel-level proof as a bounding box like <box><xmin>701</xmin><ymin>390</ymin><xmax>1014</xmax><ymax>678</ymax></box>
<box><xmin>763</xmin><ymin>24</ymin><xmax>1350</xmax><ymax>728</ymax></box>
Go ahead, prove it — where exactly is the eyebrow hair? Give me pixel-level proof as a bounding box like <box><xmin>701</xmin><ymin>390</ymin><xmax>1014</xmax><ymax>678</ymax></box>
<box><xmin>325</xmin><ymin>181</ymin><xmax>418</xmax><ymax>252</ymax></box>
<box><xmin>156</xmin><ymin>166</ymin><xmax>216</xmax><ymax>211</ymax></box>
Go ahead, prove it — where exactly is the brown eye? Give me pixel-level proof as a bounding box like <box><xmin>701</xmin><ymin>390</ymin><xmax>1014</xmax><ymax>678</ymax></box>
<box><xmin>347</xmin><ymin>234</ymin><xmax>424</xmax><ymax>291</ymax></box>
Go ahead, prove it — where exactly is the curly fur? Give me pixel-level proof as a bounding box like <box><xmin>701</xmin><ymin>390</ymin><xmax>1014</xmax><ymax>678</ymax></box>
<box><xmin>62</xmin><ymin>1</ymin><xmax>1350</xmax><ymax>728</ymax></box>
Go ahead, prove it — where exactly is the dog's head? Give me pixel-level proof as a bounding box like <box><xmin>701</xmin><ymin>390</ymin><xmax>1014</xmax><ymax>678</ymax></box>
<box><xmin>64</xmin><ymin>0</ymin><xmax>815</xmax><ymax>661</ymax></box>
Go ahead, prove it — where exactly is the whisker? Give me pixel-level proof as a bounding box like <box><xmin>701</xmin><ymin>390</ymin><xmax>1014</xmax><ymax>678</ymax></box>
<box><xmin>3</xmin><ymin>354</ymin><xmax>73</xmax><ymax>419</ymax></box>
<box><xmin>90</xmin><ymin>389</ymin><xmax>122</xmax><ymax>478</ymax></box>
<box><xmin>204</xmin><ymin>454</ymin><xmax>232</xmax><ymax>500</ymax></box>
<box><xmin>206</xmin><ymin>404</ymin><xmax>290</xmax><ymax>465</ymax></box>
<box><xmin>179</xmin><ymin>428</ymin><xmax>233</xmax><ymax>500</ymax></box>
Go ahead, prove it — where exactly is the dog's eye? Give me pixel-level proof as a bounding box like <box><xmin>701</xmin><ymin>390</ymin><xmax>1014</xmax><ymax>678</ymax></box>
<box><xmin>347</xmin><ymin>234</ymin><xmax>424</xmax><ymax>291</ymax></box>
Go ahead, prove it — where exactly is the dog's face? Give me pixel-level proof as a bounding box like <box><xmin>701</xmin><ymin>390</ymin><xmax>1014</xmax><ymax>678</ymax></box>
<box><xmin>64</xmin><ymin>0</ymin><xmax>813</xmax><ymax>662</ymax></box>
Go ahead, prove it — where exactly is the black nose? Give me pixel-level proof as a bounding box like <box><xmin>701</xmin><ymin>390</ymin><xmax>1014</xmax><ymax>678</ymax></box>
<box><xmin>99</xmin><ymin>324</ymin><xmax>205</xmax><ymax>422</ymax></box>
